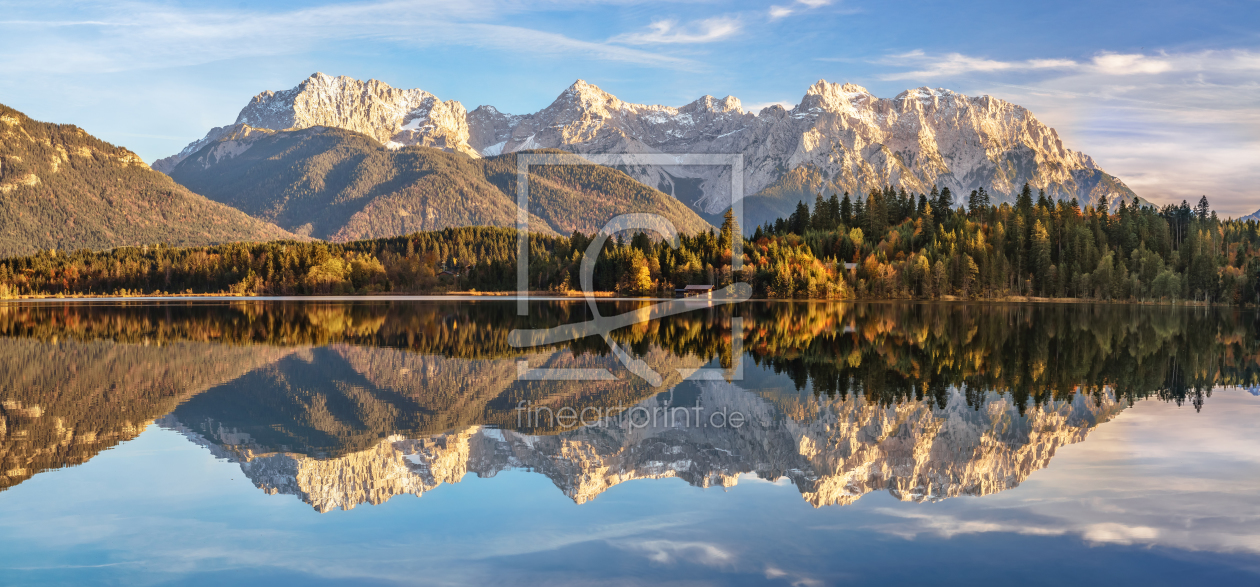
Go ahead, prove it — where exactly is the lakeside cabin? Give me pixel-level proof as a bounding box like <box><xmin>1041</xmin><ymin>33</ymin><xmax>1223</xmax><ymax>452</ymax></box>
<box><xmin>675</xmin><ymin>285</ymin><xmax>715</xmax><ymax>298</ymax></box>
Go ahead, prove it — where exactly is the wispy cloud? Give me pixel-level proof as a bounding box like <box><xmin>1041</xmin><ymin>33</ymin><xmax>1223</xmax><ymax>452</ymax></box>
<box><xmin>768</xmin><ymin>6</ymin><xmax>794</xmax><ymax>19</ymax></box>
<box><xmin>742</xmin><ymin>99</ymin><xmax>796</xmax><ymax>113</ymax></box>
<box><xmin>877</xmin><ymin>49</ymin><xmax>1258</xmax><ymax>81</ymax></box>
<box><xmin>1091</xmin><ymin>53</ymin><xmax>1174</xmax><ymax>75</ymax></box>
<box><xmin>0</xmin><ymin>0</ymin><xmax>694</xmax><ymax>74</ymax></box>
<box><xmin>878</xmin><ymin>50</ymin><xmax>1076</xmax><ymax>80</ymax></box>
<box><xmin>611</xmin><ymin>17</ymin><xmax>742</xmax><ymax>45</ymax></box>
<box><xmin>769</xmin><ymin>0</ymin><xmax>833</xmax><ymax>20</ymax></box>
<box><xmin>765</xmin><ymin>565</ymin><xmax>824</xmax><ymax>586</ymax></box>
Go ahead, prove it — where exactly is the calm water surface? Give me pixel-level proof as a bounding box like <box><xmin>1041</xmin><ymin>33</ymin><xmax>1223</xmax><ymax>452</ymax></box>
<box><xmin>0</xmin><ymin>300</ymin><xmax>1258</xmax><ymax>586</ymax></box>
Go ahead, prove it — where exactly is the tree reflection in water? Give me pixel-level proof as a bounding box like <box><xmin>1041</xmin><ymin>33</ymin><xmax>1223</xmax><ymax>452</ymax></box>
<box><xmin>0</xmin><ymin>300</ymin><xmax>1255</xmax><ymax>509</ymax></box>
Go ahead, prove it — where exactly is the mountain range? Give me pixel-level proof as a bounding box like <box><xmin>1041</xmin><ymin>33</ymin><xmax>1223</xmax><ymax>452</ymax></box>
<box><xmin>165</xmin><ymin>126</ymin><xmax>710</xmax><ymax>240</ymax></box>
<box><xmin>0</xmin><ymin>105</ymin><xmax>297</xmax><ymax>257</ymax></box>
<box><xmin>0</xmin><ymin>73</ymin><xmax>1144</xmax><ymax>256</ymax></box>
<box><xmin>158</xmin><ymin>73</ymin><xmax>1137</xmax><ymax>230</ymax></box>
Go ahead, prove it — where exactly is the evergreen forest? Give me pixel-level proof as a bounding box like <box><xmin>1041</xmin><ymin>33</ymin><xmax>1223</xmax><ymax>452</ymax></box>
<box><xmin>1</xmin><ymin>183</ymin><xmax>1258</xmax><ymax>304</ymax></box>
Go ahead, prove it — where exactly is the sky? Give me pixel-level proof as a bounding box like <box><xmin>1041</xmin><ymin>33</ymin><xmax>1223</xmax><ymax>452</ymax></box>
<box><xmin>1</xmin><ymin>0</ymin><xmax>1257</xmax><ymax>215</ymax></box>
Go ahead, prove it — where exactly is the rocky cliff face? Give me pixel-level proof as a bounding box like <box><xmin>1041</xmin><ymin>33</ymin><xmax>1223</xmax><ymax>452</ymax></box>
<box><xmin>153</xmin><ymin>73</ymin><xmax>476</xmax><ymax>172</ymax></box>
<box><xmin>168</xmin><ymin>382</ymin><xmax>1125</xmax><ymax>512</ymax></box>
<box><xmin>473</xmin><ymin>80</ymin><xmax>1135</xmax><ymax>218</ymax></box>
<box><xmin>157</xmin><ymin>75</ymin><xmax>1135</xmax><ymax>221</ymax></box>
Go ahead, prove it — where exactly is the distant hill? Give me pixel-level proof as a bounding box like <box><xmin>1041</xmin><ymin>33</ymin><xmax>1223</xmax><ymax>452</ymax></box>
<box><xmin>167</xmin><ymin>125</ymin><xmax>713</xmax><ymax>240</ymax></box>
<box><xmin>0</xmin><ymin>104</ymin><xmax>297</xmax><ymax>257</ymax></box>
<box><xmin>1240</xmin><ymin>208</ymin><xmax>1260</xmax><ymax>222</ymax></box>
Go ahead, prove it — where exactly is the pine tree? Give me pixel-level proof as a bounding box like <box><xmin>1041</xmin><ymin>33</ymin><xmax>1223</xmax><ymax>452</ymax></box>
<box><xmin>720</xmin><ymin>208</ymin><xmax>739</xmax><ymax>250</ymax></box>
<box><xmin>968</xmin><ymin>190</ymin><xmax>981</xmax><ymax>218</ymax></box>
<box><xmin>935</xmin><ymin>187</ymin><xmax>953</xmax><ymax>219</ymax></box>
<box><xmin>811</xmin><ymin>193</ymin><xmax>828</xmax><ymax>231</ymax></box>
<box><xmin>968</xmin><ymin>188</ymin><xmax>990</xmax><ymax>219</ymax></box>
<box><xmin>790</xmin><ymin>200</ymin><xmax>810</xmax><ymax>235</ymax></box>
<box><xmin>865</xmin><ymin>188</ymin><xmax>888</xmax><ymax>241</ymax></box>
<box><xmin>1032</xmin><ymin>220</ymin><xmax>1052</xmax><ymax>295</ymax></box>
<box><xmin>1016</xmin><ymin>183</ymin><xmax>1033</xmax><ymax>217</ymax></box>
<box><xmin>840</xmin><ymin>193</ymin><xmax>853</xmax><ymax>226</ymax></box>
<box><xmin>1196</xmin><ymin>195</ymin><xmax>1211</xmax><ymax>221</ymax></box>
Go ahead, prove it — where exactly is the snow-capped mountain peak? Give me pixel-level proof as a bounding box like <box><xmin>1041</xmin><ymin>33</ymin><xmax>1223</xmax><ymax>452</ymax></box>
<box><xmin>156</xmin><ymin>75</ymin><xmax>1137</xmax><ymax>219</ymax></box>
<box><xmin>153</xmin><ymin>73</ymin><xmax>475</xmax><ymax>172</ymax></box>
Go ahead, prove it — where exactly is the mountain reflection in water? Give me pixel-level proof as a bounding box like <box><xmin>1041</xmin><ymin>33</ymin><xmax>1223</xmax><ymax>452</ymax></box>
<box><xmin>0</xmin><ymin>300</ymin><xmax>1256</xmax><ymax>512</ymax></box>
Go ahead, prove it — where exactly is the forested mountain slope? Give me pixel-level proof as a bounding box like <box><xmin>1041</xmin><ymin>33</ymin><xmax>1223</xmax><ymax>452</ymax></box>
<box><xmin>168</xmin><ymin>125</ymin><xmax>712</xmax><ymax>240</ymax></box>
<box><xmin>0</xmin><ymin>105</ymin><xmax>297</xmax><ymax>257</ymax></box>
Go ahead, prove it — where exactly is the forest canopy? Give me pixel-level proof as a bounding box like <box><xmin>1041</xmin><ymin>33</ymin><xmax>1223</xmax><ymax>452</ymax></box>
<box><xmin>0</xmin><ymin>183</ymin><xmax>1257</xmax><ymax>304</ymax></box>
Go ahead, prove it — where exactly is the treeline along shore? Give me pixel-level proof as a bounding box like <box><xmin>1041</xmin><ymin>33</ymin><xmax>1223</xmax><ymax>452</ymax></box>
<box><xmin>1</xmin><ymin>184</ymin><xmax>1258</xmax><ymax>304</ymax></box>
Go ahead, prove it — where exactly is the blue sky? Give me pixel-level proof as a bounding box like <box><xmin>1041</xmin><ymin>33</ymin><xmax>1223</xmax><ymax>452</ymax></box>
<box><xmin>1</xmin><ymin>0</ymin><xmax>1257</xmax><ymax>214</ymax></box>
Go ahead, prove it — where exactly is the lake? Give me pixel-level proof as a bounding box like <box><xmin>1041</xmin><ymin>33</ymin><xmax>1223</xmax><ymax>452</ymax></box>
<box><xmin>0</xmin><ymin>299</ymin><xmax>1258</xmax><ymax>586</ymax></box>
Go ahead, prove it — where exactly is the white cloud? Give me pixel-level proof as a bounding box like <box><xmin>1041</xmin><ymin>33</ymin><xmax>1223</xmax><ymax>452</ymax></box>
<box><xmin>0</xmin><ymin>0</ymin><xmax>693</xmax><ymax>74</ymax></box>
<box><xmin>765</xmin><ymin>565</ymin><xmax>824</xmax><ymax>587</ymax></box>
<box><xmin>1091</xmin><ymin>52</ymin><xmax>1173</xmax><ymax>75</ymax></box>
<box><xmin>879</xmin><ymin>50</ymin><xmax>1076</xmax><ymax>80</ymax></box>
<box><xmin>769</xmin><ymin>6</ymin><xmax>795</xmax><ymax>19</ymax></box>
<box><xmin>743</xmin><ymin>99</ymin><xmax>796</xmax><ymax>113</ymax></box>
<box><xmin>876</xmin><ymin>49</ymin><xmax>1249</xmax><ymax>80</ymax></box>
<box><xmin>611</xmin><ymin>17</ymin><xmax>742</xmax><ymax>45</ymax></box>
<box><xmin>769</xmin><ymin>0</ymin><xmax>833</xmax><ymax>20</ymax></box>
<box><xmin>878</xmin><ymin>48</ymin><xmax>1260</xmax><ymax>81</ymax></box>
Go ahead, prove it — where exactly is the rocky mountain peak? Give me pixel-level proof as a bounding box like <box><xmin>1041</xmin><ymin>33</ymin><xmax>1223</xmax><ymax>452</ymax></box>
<box><xmin>154</xmin><ymin>73</ymin><xmax>476</xmax><ymax>172</ymax></box>
<box><xmin>896</xmin><ymin>86</ymin><xmax>958</xmax><ymax>105</ymax></box>
<box><xmin>795</xmin><ymin>80</ymin><xmax>880</xmax><ymax>119</ymax></box>
<box><xmin>683</xmin><ymin>95</ymin><xmax>744</xmax><ymax>114</ymax></box>
<box><xmin>805</xmin><ymin>80</ymin><xmax>872</xmax><ymax>103</ymax></box>
<box><xmin>560</xmin><ymin>79</ymin><xmax>619</xmax><ymax>109</ymax></box>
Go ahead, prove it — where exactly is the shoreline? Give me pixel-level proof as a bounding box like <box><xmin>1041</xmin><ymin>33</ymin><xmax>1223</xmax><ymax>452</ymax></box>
<box><xmin>0</xmin><ymin>291</ymin><xmax>1232</xmax><ymax>307</ymax></box>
